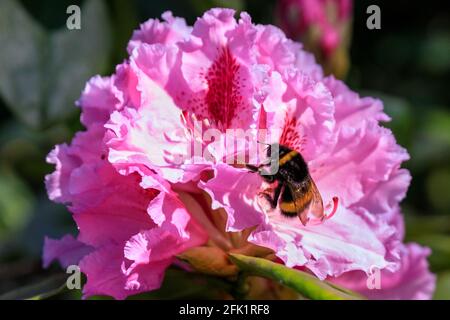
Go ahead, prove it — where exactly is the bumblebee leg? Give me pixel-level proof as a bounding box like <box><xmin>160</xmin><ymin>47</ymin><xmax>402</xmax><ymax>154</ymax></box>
<box><xmin>245</xmin><ymin>164</ymin><xmax>261</xmax><ymax>172</ymax></box>
<box><xmin>261</xmin><ymin>183</ymin><xmax>283</xmax><ymax>209</ymax></box>
<box><xmin>246</xmin><ymin>164</ymin><xmax>276</xmax><ymax>183</ymax></box>
<box><xmin>271</xmin><ymin>183</ymin><xmax>283</xmax><ymax>208</ymax></box>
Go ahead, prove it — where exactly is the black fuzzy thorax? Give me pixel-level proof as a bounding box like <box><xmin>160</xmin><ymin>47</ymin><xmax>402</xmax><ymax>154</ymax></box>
<box><xmin>267</xmin><ymin>144</ymin><xmax>309</xmax><ymax>184</ymax></box>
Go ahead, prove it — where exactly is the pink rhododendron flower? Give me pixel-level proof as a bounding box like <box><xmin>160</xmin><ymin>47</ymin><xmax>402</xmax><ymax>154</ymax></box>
<box><xmin>44</xmin><ymin>8</ymin><xmax>435</xmax><ymax>300</ymax></box>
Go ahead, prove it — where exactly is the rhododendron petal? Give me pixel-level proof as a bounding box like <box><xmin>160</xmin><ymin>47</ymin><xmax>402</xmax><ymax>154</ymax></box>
<box><xmin>130</xmin><ymin>43</ymin><xmax>178</xmax><ymax>90</ymax></box>
<box><xmin>114</xmin><ymin>62</ymin><xmax>141</xmax><ymax>108</ymax></box>
<box><xmin>73</xmin><ymin>182</ymin><xmax>156</xmax><ymax>248</ymax></box>
<box><xmin>189</xmin><ymin>8</ymin><xmax>237</xmax><ymax>57</ymax></box>
<box><xmin>280</xmin><ymin>70</ymin><xmax>336</xmax><ymax>159</ymax></box>
<box><xmin>45</xmin><ymin>144</ymin><xmax>78</xmax><ymax>203</ymax></box>
<box><xmin>77</xmin><ymin>76</ymin><xmax>123</xmax><ymax>128</ymax></box>
<box><xmin>324</xmin><ymin>77</ymin><xmax>390</xmax><ymax>125</ymax></box>
<box><xmin>127</xmin><ymin>11</ymin><xmax>191</xmax><ymax>53</ymax></box>
<box><xmin>331</xmin><ymin>244</ymin><xmax>436</xmax><ymax>299</ymax></box>
<box><xmin>312</xmin><ymin>122</ymin><xmax>409</xmax><ymax>209</ymax></box>
<box><xmin>79</xmin><ymin>245</ymin><xmax>171</xmax><ymax>300</ymax></box>
<box><xmin>199</xmin><ymin>163</ymin><xmax>265</xmax><ymax>232</ymax></box>
<box><xmin>43</xmin><ymin>235</ymin><xmax>93</xmax><ymax>268</ymax></box>
<box><xmin>124</xmin><ymin>225</ymin><xmax>206</xmax><ymax>267</ymax></box>
<box><xmin>105</xmin><ymin>80</ymin><xmax>194</xmax><ymax>183</ymax></box>
<box><xmin>249</xmin><ymin>206</ymin><xmax>392</xmax><ymax>279</ymax></box>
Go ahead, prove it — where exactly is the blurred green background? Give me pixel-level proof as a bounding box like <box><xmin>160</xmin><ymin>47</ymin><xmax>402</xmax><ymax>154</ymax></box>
<box><xmin>0</xmin><ymin>0</ymin><xmax>448</xmax><ymax>299</ymax></box>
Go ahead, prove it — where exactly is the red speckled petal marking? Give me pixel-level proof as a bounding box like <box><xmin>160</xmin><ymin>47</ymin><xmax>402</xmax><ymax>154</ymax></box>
<box><xmin>279</xmin><ymin>115</ymin><xmax>306</xmax><ymax>152</ymax></box>
<box><xmin>205</xmin><ymin>47</ymin><xmax>246</xmax><ymax>130</ymax></box>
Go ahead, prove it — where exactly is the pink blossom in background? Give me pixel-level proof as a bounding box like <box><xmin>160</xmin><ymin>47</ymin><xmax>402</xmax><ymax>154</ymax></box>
<box><xmin>44</xmin><ymin>8</ymin><xmax>435</xmax><ymax>300</ymax></box>
<box><xmin>277</xmin><ymin>0</ymin><xmax>353</xmax><ymax>56</ymax></box>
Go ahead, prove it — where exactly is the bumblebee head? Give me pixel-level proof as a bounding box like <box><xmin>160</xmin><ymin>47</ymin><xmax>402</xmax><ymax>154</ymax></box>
<box><xmin>266</xmin><ymin>143</ymin><xmax>291</xmax><ymax>160</ymax></box>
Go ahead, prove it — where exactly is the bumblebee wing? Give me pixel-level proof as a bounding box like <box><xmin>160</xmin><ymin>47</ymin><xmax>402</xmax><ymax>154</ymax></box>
<box><xmin>306</xmin><ymin>177</ymin><xmax>324</xmax><ymax>219</ymax></box>
<box><xmin>287</xmin><ymin>177</ymin><xmax>324</xmax><ymax>225</ymax></box>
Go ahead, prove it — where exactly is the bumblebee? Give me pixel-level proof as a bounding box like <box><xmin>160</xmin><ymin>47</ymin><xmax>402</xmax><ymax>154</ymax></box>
<box><xmin>247</xmin><ymin>144</ymin><xmax>335</xmax><ymax>225</ymax></box>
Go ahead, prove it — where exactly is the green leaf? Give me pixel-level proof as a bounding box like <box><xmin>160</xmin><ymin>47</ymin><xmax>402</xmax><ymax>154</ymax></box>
<box><xmin>408</xmin><ymin>234</ymin><xmax>450</xmax><ymax>271</ymax></box>
<box><xmin>426</xmin><ymin>168</ymin><xmax>450</xmax><ymax>213</ymax></box>
<box><xmin>0</xmin><ymin>166</ymin><xmax>34</xmax><ymax>242</ymax></box>
<box><xmin>0</xmin><ymin>273</ymin><xmax>68</xmax><ymax>300</ymax></box>
<box><xmin>190</xmin><ymin>0</ymin><xmax>244</xmax><ymax>15</ymax></box>
<box><xmin>410</xmin><ymin>108</ymin><xmax>450</xmax><ymax>171</ymax></box>
<box><xmin>406</xmin><ymin>215</ymin><xmax>450</xmax><ymax>238</ymax></box>
<box><xmin>0</xmin><ymin>0</ymin><xmax>47</xmax><ymax>128</ymax></box>
<box><xmin>422</xmin><ymin>109</ymin><xmax>450</xmax><ymax>146</ymax></box>
<box><xmin>434</xmin><ymin>271</ymin><xmax>450</xmax><ymax>300</ymax></box>
<box><xmin>44</xmin><ymin>0</ymin><xmax>112</xmax><ymax>124</ymax></box>
<box><xmin>419</xmin><ymin>32</ymin><xmax>450</xmax><ymax>75</ymax></box>
<box><xmin>0</xmin><ymin>0</ymin><xmax>112</xmax><ymax>129</ymax></box>
<box><xmin>229</xmin><ymin>254</ymin><xmax>365</xmax><ymax>300</ymax></box>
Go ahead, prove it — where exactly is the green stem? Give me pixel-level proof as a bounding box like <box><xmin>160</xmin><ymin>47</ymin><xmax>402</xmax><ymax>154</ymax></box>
<box><xmin>229</xmin><ymin>253</ymin><xmax>365</xmax><ymax>300</ymax></box>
